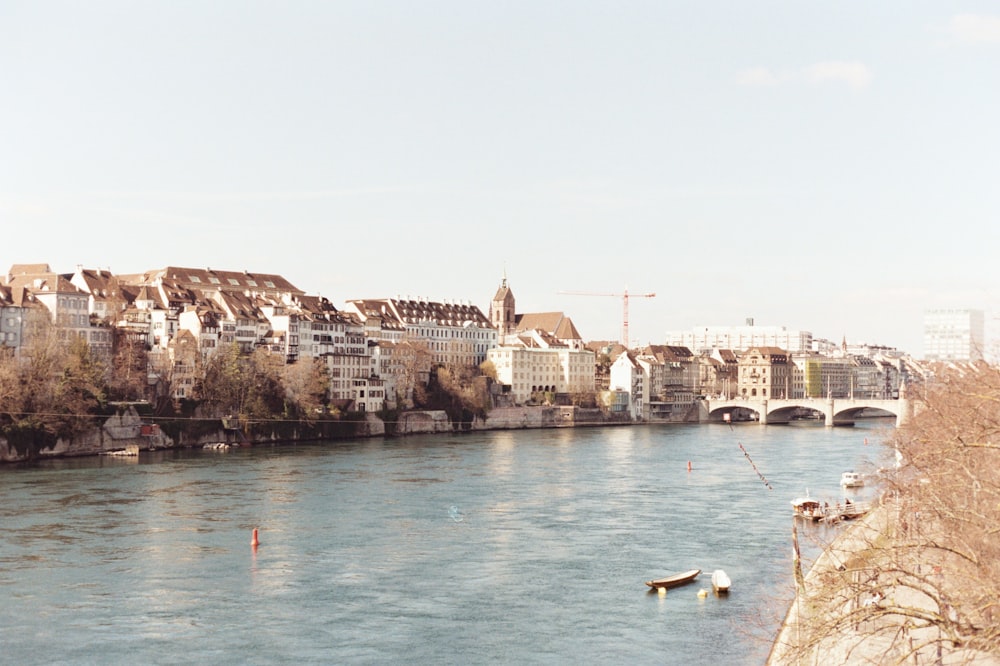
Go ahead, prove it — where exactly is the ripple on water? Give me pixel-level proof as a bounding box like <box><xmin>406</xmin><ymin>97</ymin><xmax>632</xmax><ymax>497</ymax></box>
<box><xmin>0</xmin><ymin>423</ymin><xmax>888</xmax><ymax>665</ymax></box>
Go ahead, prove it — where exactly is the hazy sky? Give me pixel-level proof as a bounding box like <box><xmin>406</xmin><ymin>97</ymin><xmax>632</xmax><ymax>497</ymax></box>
<box><xmin>4</xmin><ymin>2</ymin><xmax>999</xmax><ymax>355</ymax></box>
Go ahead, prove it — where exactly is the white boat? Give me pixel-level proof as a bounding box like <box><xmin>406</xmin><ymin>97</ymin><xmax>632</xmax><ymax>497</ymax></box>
<box><xmin>711</xmin><ymin>569</ymin><xmax>731</xmax><ymax>593</ymax></box>
<box><xmin>840</xmin><ymin>471</ymin><xmax>864</xmax><ymax>487</ymax></box>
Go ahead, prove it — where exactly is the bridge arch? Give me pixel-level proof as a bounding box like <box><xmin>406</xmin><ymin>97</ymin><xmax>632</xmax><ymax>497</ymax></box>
<box><xmin>704</xmin><ymin>398</ymin><xmax>907</xmax><ymax>427</ymax></box>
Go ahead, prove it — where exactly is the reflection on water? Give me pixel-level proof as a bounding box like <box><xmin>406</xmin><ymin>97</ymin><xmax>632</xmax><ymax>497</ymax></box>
<box><xmin>0</xmin><ymin>422</ymin><xmax>892</xmax><ymax>665</ymax></box>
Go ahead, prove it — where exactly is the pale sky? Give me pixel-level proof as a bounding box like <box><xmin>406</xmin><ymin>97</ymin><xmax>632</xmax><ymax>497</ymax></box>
<box><xmin>3</xmin><ymin>2</ymin><xmax>999</xmax><ymax>356</ymax></box>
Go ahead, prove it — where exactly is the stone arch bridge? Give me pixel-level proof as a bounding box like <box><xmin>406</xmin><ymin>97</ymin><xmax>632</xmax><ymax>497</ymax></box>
<box><xmin>702</xmin><ymin>397</ymin><xmax>913</xmax><ymax>427</ymax></box>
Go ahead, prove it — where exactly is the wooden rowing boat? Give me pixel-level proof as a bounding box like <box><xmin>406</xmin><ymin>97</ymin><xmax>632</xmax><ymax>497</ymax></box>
<box><xmin>645</xmin><ymin>569</ymin><xmax>701</xmax><ymax>590</ymax></box>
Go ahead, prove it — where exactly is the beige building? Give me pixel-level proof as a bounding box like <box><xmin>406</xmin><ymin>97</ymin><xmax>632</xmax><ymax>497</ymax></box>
<box><xmin>737</xmin><ymin>347</ymin><xmax>791</xmax><ymax>399</ymax></box>
<box><xmin>488</xmin><ymin>333</ymin><xmax>596</xmax><ymax>405</ymax></box>
<box><xmin>486</xmin><ymin>277</ymin><xmax>595</xmax><ymax>405</ymax></box>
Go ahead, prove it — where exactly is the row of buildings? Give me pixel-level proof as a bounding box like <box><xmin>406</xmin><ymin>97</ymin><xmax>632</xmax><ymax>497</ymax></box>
<box><xmin>0</xmin><ymin>263</ymin><xmax>950</xmax><ymax>421</ymax></box>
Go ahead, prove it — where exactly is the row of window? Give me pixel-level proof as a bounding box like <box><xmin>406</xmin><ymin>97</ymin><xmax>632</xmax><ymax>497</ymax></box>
<box><xmin>57</xmin><ymin>297</ymin><xmax>88</xmax><ymax>310</ymax></box>
<box><xmin>186</xmin><ymin>275</ymin><xmax>276</xmax><ymax>289</ymax></box>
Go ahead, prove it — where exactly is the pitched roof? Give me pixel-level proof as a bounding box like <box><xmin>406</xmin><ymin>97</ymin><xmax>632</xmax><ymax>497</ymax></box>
<box><xmin>7</xmin><ymin>273</ymin><xmax>83</xmax><ymax>295</ymax></box>
<box><xmin>130</xmin><ymin>266</ymin><xmax>303</xmax><ymax>296</ymax></box>
<box><xmin>716</xmin><ymin>349</ymin><xmax>739</xmax><ymax>363</ymax></box>
<box><xmin>492</xmin><ymin>278</ymin><xmax>514</xmax><ymax>303</ymax></box>
<box><xmin>350</xmin><ymin>298</ymin><xmax>491</xmax><ymax>329</ymax></box>
<box><xmin>514</xmin><ymin>312</ymin><xmax>582</xmax><ymax>341</ymax></box>
<box><xmin>643</xmin><ymin>344</ymin><xmax>694</xmax><ymax>361</ymax></box>
<box><xmin>6</xmin><ymin>264</ymin><xmax>52</xmax><ymax>283</ymax></box>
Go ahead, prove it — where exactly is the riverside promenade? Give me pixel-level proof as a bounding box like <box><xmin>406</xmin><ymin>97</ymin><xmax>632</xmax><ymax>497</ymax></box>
<box><xmin>767</xmin><ymin>504</ymin><xmax>1000</xmax><ymax>665</ymax></box>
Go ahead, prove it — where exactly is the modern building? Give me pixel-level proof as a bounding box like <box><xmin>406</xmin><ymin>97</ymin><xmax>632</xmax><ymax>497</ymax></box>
<box><xmin>665</xmin><ymin>321</ymin><xmax>813</xmax><ymax>354</ymax></box>
<box><xmin>923</xmin><ymin>309</ymin><xmax>985</xmax><ymax>362</ymax></box>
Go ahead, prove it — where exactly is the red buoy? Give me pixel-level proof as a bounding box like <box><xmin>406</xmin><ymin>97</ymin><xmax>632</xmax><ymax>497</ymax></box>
<box><xmin>251</xmin><ymin>528</ymin><xmax>260</xmax><ymax>548</ymax></box>
<box><xmin>687</xmin><ymin>461</ymin><xmax>692</xmax><ymax>472</ymax></box>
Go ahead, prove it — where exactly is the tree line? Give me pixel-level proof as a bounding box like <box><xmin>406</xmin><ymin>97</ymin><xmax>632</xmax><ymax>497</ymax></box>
<box><xmin>0</xmin><ymin>325</ymin><xmax>492</xmax><ymax>458</ymax></box>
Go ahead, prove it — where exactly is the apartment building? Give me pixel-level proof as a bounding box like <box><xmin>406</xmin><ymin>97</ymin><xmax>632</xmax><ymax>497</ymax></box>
<box><xmin>665</xmin><ymin>322</ymin><xmax>813</xmax><ymax>354</ymax></box>
<box><xmin>609</xmin><ymin>351</ymin><xmax>644</xmax><ymax>420</ymax></box>
<box><xmin>923</xmin><ymin>308</ymin><xmax>985</xmax><ymax>362</ymax></box>
<box><xmin>487</xmin><ymin>329</ymin><xmax>596</xmax><ymax>405</ymax></box>
<box><xmin>5</xmin><ymin>264</ymin><xmax>113</xmax><ymax>359</ymax></box>
<box><xmin>737</xmin><ymin>347</ymin><xmax>791</xmax><ymax>399</ymax></box>
<box><xmin>345</xmin><ymin>297</ymin><xmax>497</xmax><ymax>368</ymax></box>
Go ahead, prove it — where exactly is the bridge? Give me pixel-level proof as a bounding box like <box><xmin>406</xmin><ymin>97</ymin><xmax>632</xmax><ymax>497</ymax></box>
<box><xmin>703</xmin><ymin>397</ymin><xmax>913</xmax><ymax>427</ymax></box>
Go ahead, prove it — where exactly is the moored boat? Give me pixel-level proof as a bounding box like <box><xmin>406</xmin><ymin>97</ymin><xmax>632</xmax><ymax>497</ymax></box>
<box><xmin>791</xmin><ymin>496</ymin><xmax>825</xmax><ymax>521</ymax></box>
<box><xmin>840</xmin><ymin>471</ymin><xmax>864</xmax><ymax>487</ymax></box>
<box><xmin>711</xmin><ymin>569</ymin><xmax>731</xmax><ymax>593</ymax></box>
<box><xmin>645</xmin><ymin>569</ymin><xmax>701</xmax><ymax>590</ymax></box>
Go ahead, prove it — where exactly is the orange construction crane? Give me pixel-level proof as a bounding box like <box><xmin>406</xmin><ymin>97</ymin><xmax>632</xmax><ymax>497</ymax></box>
<box><xmin>558</xmin><ymin>288</ymin><xmax>655</xmax><ymax>347</ymax></box>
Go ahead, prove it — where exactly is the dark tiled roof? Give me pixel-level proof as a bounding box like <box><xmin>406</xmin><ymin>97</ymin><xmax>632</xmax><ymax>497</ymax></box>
<box><xmin>138</xmin><ymin>266</ymin><xmax>303</xmax><ymax>295</ymax></box>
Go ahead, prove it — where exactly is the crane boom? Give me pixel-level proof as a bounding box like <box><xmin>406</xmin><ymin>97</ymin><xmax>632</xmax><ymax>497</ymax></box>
<box><xmin>557</xmin><ymin>288</ymin><xmax>655</xmax><ymax>347</ymax></box>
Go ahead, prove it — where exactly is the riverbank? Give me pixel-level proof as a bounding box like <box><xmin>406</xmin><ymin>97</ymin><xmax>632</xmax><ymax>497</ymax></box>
<box><xmin>0</xmin><ymin>404</ymin><xmax>636</xmax><ymax>463</ymax></box>
<box><xmin>767</xmin><ymin>503</ymin><xmax>1000</xmax><ymax>665</ymax></box>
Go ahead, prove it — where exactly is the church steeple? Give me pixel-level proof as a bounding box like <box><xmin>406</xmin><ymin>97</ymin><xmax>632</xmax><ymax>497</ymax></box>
<box><xmin>490</xmin><ymin>271</ymin><xmax>516</xmax><ymax>338</ymax></box>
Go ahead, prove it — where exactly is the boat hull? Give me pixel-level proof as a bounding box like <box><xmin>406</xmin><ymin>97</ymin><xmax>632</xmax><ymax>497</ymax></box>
<box><xmin>645</xmin><ymin>569</ymin><xmax>701</xmax><ymax>590</ymax></box>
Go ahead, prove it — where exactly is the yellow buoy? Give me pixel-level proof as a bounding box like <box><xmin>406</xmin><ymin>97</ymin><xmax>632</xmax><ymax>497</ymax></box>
<box><xmin>697</xmin><ymin>589</ymin><xmax>708</xmax><ymax>598</ymax></box>
<box><xmin>657</xmin><ymin>587</ymin><xmax>666</xmax><ymax>596</ymax></box>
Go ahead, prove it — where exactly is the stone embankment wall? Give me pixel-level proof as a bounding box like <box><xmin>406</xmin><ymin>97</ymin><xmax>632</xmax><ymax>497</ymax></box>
<box><xmin>1</xmin><ymin>406</ymin><xmax>632</xmax><ymax>462</ymax></box>
<box><xmin>471</xmin><ymin>406</ymin><xmax>628</xmax><ymax>431</ymax></box>
<box><xmin>0</xmin><ymin>406</ymin><xmax>174</xmax><ymax>462</ymax></box>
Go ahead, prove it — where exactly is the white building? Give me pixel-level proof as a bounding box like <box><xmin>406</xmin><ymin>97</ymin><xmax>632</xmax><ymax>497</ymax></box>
<box><xmin>487</xmin><ymin>330</ymin><xmax>596</xmax><ymax>405</ymax></box>
<box><xmin>609</xmin><ymin>351</ymin><xmax>644</xmax><ymax>420</ymax></box>
<box><xmin>923</xmin><ymin>309</ymin><xmax>985</xmax><ymax>362</ymax></box>
<box><xmin>665</xmin><ymin>321</ymin><xmax>813</xmax><ymax>354</ymax></box>
<box><xmin>345</xmin><ymin>297</ymin><xmax>497</xmax><ymax>368</ymax></box>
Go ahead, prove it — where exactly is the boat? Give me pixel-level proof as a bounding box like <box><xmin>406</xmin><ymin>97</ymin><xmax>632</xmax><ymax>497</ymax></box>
<box><xmin>711</xmin><ymin>569</ymin><xmax>731</xmax><ymax>593</ymax></box>
<box><xmin>645</xmin><ymin>569</ymin><xmax>701</xmax><ymax>590</ymax></box>
<box><xmin>840</xmin><ymin>471</ymin><xmax>864</xmax><ymax>487</ymax></box>
<box><xmin>791</xmin><ymin>496</ymin><xmax>825</xmax><ymax>521</ymax></box>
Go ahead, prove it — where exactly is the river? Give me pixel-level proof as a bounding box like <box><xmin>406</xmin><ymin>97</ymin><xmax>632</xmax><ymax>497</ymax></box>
<box><xmin>0</xmin><ymin>421</ymin><xmax>892</xmax><ymax>665</ymax></box>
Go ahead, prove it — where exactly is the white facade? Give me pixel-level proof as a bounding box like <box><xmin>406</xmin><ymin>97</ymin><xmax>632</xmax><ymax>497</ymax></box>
<box><xmin>923</xmin><ymin>309</ymin><xmax>985</xmax><ymax>362</ymax></box>
<box><xmin>665</xmin><ymin>324</ymin><xmax>813</xmax><ymax>354</ymax></box>
<box><xmin>487</xmin><ymin>345</ymin><xmax>595</xmax><ymax>405</ymax></box>
<box><xmin>609</xmin><ymin>352</ymin><xmax>643</xmax><ymax>420</ymax></box>
<box><xmin>346</xmin><ymin>298</ymin><xmax>497</xmax><ymax>368</ymax></box>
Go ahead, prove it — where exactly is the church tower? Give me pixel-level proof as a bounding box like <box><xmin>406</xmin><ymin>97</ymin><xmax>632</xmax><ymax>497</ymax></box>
<box><xmin>490</xmin><ymin>273</ymin><xmax>516</xmax><ymax>339</ymax></box>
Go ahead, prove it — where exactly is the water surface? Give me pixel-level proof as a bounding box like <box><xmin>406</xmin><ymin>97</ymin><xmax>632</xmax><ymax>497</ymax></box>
<box><xmin>0</xmin><ymin>422</ymin><xmax>891</xmax><ymax>665</ymax></box>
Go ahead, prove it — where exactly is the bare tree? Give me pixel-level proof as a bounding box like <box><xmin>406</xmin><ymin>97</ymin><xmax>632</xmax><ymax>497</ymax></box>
<box><xmin>775</xmin><ymin>365</ymin><xmax>1000</xmax><ymax>664</ymax></box>
<box><xmin>107</xmin><ymin>333</ymin><xmax>149</xmax><ymax>402</ymax></box>
<box><xmin>280</xmin><ymin>357</ymin><xmax>330</xmax><ymax>421</ymax></box>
